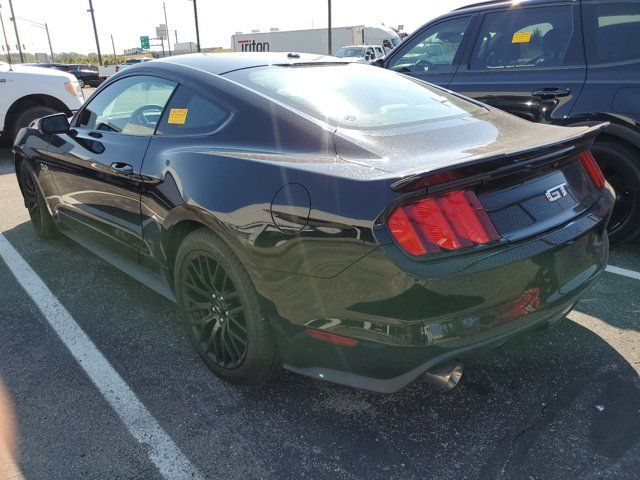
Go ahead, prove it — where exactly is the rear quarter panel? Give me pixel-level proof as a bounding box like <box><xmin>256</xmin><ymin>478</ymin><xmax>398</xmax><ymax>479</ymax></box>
<box><xmin>138</xmin><ymin>73</ymin><xmax>396</xmax><ymax>289</ymax></box>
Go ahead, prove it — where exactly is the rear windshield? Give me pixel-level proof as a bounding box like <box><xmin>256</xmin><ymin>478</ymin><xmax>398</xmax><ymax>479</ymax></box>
<box><xmin>225</xmin><ymin>64</ymin><xmax>485</xmax><ymax>129</ymax></box>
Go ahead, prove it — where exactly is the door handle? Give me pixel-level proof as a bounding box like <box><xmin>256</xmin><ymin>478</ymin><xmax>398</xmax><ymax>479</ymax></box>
<box><xmin>532</xmin><ymin>87</ymin><xmax>572</xmax><ymax>99</ymax></box>
<box><xmin>110</xmin><ymin>162</ymin><xmax>134</xmax><ymax>174</ymax></box>
<box><xmin>88</xmin><ymin>131</ymin><xmax>103</xmax><ymax>138</ymax></box>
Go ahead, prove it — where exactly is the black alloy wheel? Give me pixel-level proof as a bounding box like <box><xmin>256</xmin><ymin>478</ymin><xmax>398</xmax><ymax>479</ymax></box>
<box><xmin>181</xmin><ymin>250</ymin><xmax>248</xmax><ymax>369</ymax></box>
<box><xmin>19</xmin><ymin>161</ymin><xmax>57</xmax><ymax>238</ymax></box>
<box><xmin>175</xmin><ymin>228</ymin><xmax>281</xmax><ymax>385</ymax></box>
<box><xmin>591</xmin><ymin>139</ymin><xmax>640</xmax><ymax>244</ymax></box>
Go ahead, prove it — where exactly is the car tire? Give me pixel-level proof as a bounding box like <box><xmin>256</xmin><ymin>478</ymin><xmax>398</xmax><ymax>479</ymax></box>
<box><xmin>174</xmin><ymin>228</ymin><xmax>281</xmax><ymax>385</ymax></box>
<box><xmin>11</xmin><ymin>106</ymin><xmax>59</xmax><ymax>139</ymax></box>
<box><xmin>18</xmin><ymin>160</ymin><xmax>57</xmax><ymax>239</ymax></box>
<box><xmin>591</xmin><ymin>139</ymin><xmax>640</xmax><ymax>244</ymax></box>
<box><xmin>77</xmin><ymin>79</ymin><xmax>85</xmax><ymax>88</ymax></box>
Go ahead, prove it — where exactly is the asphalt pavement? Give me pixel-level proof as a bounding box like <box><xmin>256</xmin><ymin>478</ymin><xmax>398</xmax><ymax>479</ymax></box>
<box><xmin>0</xmin><ymin>144</ymin><xmax>639</xmax><ymax>480</ymax></box>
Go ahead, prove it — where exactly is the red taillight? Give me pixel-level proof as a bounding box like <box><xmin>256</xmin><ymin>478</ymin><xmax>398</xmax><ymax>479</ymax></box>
<box><xmin>387</xmin><ymin>189</ymin><xmax>500</xmax><ymax>256</ymax></box>
<box><xmin>580</xmin><ymin>150</ymin><xmax>605</xmax><ymax>190</ymax></box>
<box><xmin>305</xmin><ymin>329</ymin><xmax>359</xmax><ymax>347</ymax></box>
<box><xmin>414</xmin><ymin>198</ymin><xmax>461</xmax><ymax>251</ymax></box>
<box><xmin>388</xmin><ymin>207</ymin><xmax>426</xmax><ymax>256</ymax></box>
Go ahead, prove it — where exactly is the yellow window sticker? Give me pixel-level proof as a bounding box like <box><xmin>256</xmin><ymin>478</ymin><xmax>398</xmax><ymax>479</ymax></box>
<box><xmin>168</xmin><ymin>108</ymin><xmax>188</xmax><ymax>125</ymax></box>
<box><xmin>512</xmin><ymin>31</ymin><xmax>532</xmax><ymax>44</ymax></box>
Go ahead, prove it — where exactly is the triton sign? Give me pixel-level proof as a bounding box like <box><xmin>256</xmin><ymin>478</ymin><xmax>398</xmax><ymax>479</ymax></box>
<box><xmin>238</xmin><ymin>40</ymin><xmax>270</xmax><ymax>52</ymax></box>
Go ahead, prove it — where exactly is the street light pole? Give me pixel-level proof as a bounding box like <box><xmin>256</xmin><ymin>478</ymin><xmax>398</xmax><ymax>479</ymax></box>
<box><xmin>87</xmin><ymin>0</ymin><xmax>103</xmax><ymax>65</ymax></box>
<box><xmin>44</xmin><ymin>23</ymin><xmax>54</xmax><ymax>62</ymax></box>
<box><xmin>15</xmin><ymin>17</ymin><xmax>55</xmax><ymax>62</ymax></box>
<box><xmin>163</xmin><ymin>2</ymin><xmax>171</xmax><ymax>56</ymax></box>
<box><xmin>0</xmin><ymin>5</ymin><xmax>12</xmax><ymax>65</ymax></box>
<box><xmin>190</xmin><ymin>0</ymin><xmax>201</xmax><ymax>53</ymax></box>
<box><xmin>7</xmin><ymin>0</ymin><xmax>24</xmax><ymax>63</ymax></box>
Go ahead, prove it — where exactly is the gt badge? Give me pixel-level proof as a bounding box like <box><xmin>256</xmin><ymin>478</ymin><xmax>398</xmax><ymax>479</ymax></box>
<box><xmin>545</xmin><ymin>183</ymin><xmax>568</xmax><ymax>202</ymax></box>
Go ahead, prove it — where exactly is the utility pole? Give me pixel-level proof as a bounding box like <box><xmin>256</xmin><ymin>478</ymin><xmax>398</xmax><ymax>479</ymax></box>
<box><xmin>87</xmin><ymin>0</ymin><xmax>102</xmax><ymax>65</ymax></box>
<box><xmin>7</xmin><ymin>0</ymin><xmax>24</xmax><ymax>63</ymax></box>
<box><xmin>190</xmin><ymin>0</ymin><xmax>201</xmax><ymax>52</ymax></box>
<box><xmin>163</xmin><ymin>2</ymin><xmax>171</xmax><ymax>56</ymax></box>
<box><xmin>44</xmin><ymin>23</ymin><xmax>54</xmax><ymax>62</ymax></box>
<box><xmin>0</xmin><ymin>4</ymin><xmax>12</xmax><ymax>65</ymax></box>
<box><xmin>111</xmin><ymin>34</ymin><xmax>117</xmax><ymax>64</ymax></box>
<box><xmin>327</xmin><ymin>0</ymin><xmax>332</xmax><ymax>55</ymax></box>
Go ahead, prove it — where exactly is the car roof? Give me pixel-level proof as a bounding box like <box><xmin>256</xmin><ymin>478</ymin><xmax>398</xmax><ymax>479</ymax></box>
<box><xmin>452</xmin><ymin>0</ymin><xmax>575</xmax><ymax>14</ymax></box>
<box><xmin>149</xmin><ymin>52</ymin><xmax>343</xmax><ymax>75</ymax></box>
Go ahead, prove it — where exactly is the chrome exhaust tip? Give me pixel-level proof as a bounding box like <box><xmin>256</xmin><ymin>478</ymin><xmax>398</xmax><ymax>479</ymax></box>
<box><xmin>424</xmin><ymin>363</ymin><xmax>464</xmax><ymax>391</ymax></box>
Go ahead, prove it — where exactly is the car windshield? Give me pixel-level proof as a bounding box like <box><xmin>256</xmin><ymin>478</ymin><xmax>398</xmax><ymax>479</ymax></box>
<box><xmin>336</xmin><ymin>47</ymin><xmax>365</xmax><ymax>58</ymax></box>
<box><xmin>226</xmin><ymin>63</ymin><xmax>485</xmax><ymax>129</ymax></box>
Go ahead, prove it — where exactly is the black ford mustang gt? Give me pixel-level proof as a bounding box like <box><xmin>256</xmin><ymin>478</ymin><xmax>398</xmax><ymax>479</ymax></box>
<box><xmin>13</xmin><ymin>53</ymin><xmax>614</xmax><ymax>393</ymax></box>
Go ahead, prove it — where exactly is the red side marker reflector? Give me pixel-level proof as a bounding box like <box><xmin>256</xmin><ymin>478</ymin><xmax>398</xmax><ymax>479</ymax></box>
<box><xmin>305</xmin><ymin>329</ymin><xmax>359</xmax><ymax>347</ymax></box>
<box><xmin>580</xmin><ymin>150</ymin><xmax>605</xmax><ymax>190</ymax></box>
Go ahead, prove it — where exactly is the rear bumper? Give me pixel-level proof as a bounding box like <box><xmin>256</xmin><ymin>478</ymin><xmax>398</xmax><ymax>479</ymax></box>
<box><xmin>273</xmin><ymin>190</ymin><xmax>613</xmax><ymax>393</ymax></box>
<box><xmin>285</xmin><ymin>296</ymin><xmax>579</xmax><ymax>394</ymax></box>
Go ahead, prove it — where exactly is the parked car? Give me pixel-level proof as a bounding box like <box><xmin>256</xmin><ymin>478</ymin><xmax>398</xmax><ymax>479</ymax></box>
<box><xmin>23</xmin><ymin>63</ymin><xmax>101</xmax><ymax>87</ymax></box>
<box><xmin>66</xmin><ymin>64</ymin><xmax>101</xmax><ymax>87</ymax></box>
<box><xmin>376</xmin><ymin>0</ymin><xmax>640</xmax><ymax>243</ymax></box>
<box><xmin>13</xmin><ymin>53</ymin><xmax>613</xmax><ymax>393</ymax></box>
<box><xmin>0</xmin><ymin>62</ymin><xmax>83</xmax><ymax>141</ymax></box>
<box><xmin>97</xmin><ymin>58</ymin><xmax>154</xmax><ymax>84</ymax></box>
<box><xmin>335</xmin><ymin>45</ymin><xmax>386</xmax><ymax>63</ymax></box>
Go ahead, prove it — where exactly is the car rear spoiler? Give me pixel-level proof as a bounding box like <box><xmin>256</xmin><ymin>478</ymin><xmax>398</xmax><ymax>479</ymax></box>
<box><xmin>391</xmin><ymin>123</ymin><xmax>609</xmax><ymax>193</ymax></box>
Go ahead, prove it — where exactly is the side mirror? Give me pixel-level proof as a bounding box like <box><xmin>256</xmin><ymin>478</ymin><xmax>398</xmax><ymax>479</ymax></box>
<box><xmin>37</xmin><ymin>113</ymin><xmax>70</xmax><ymax>135</ymax></box>
<box><xmin>370</xmin><ymin>57</ymin><xmax>385</xmax><ymax>67</ymax></box>
<box><xmin>383</xmin><ymin>39</ymin><xmax>392</xmax><ymax>49</ymax></box>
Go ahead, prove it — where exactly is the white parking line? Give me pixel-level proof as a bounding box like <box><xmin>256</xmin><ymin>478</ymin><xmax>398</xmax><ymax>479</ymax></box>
<box><xmin>606</xmin><ymin>265</ymin><xmax>640</xmax><ymax>281</ymax></box>
<box><xmin>0</xmin><ymin>234</ymin><xmax>204</xmax><ymax>480</ymax></box>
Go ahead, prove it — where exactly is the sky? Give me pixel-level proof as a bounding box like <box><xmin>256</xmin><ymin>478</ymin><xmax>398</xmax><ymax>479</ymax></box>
<box><xmin>0</xmin><ymin>0</ymin><xmax>479</xmax><ymax>56</ymax></box>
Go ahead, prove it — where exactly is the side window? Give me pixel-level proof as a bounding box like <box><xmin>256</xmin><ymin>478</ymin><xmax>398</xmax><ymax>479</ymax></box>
<box><xmin>470</xmin><ymin>6</ymin><xmax>576</xmax><ymax>70</ymax></box>
<box><xmin>583</xmin><ymin>1</ymin><xmax>640</xmax><ymax>64</ymax></box>
<box><xmin>387</xmin><ymin>16</ymin><xmax>471</xmax><ymax>74</ymax></box>
<box><xmin>75</xmin><ymin>76</ymin><xmax>176</xmax><ymax>135</ymax></box>
<box><xmin>156</xmin><ymin>85</ymin><xmax>230</xmax><ymax>136</ymax></box>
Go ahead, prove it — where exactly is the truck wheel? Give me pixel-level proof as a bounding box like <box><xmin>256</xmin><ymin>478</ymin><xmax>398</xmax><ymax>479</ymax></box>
<box><xmin>591</xmin><ymin>139</ymin><xmax>640</xmax><ymax>244</ymax></box>
<box><xmin>77</xmin><ymin>79</ymin><xmax>85</xmax><ymax>88</ymax></box>
<box><xmin>11</xmin><ymin>106</ymin><xmax>59</xmax><ymax>139</ymax></box>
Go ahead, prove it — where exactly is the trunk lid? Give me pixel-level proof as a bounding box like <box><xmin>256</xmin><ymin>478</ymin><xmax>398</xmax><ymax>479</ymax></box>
<box><xmin>342</xmin><ymin>112</ymin><xmax>608</xmax><ymax>249</ymax></box>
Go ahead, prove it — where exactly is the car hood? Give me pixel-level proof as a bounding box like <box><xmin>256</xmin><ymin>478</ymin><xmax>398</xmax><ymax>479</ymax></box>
<box><xmin>334</xmin><ymin>107</ymin><xmax>594</xmax><ymax>176</ymax></box>
<box><xmin>0</xmin><ymin>62</ymin><xmax>76</xmax><ymax>81</ymax></box>
<box><xmin>336</xmin><ymin>56</ymin><xmax>366</xmax><ymax>63</ymax></box>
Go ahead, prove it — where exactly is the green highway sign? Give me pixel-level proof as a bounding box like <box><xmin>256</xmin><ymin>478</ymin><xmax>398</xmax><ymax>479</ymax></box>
<box><xmin>140</xmin><ymin>36</ymin><xmax>150</xmax><ymax>49</ymax></box>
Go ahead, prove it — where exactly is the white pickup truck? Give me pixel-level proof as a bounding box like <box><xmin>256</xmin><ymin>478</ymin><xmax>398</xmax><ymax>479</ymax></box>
<box><xmin>0</xmin><ymin>62</ymin><xmax>84</xmax><ymax>140</ymax></box>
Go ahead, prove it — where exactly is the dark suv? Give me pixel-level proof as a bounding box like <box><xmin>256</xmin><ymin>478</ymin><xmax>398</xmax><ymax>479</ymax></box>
<box><xmin>378</xmin><ymin>0</ymin><xmax>640</xmax><ymax>243</ymax></box>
